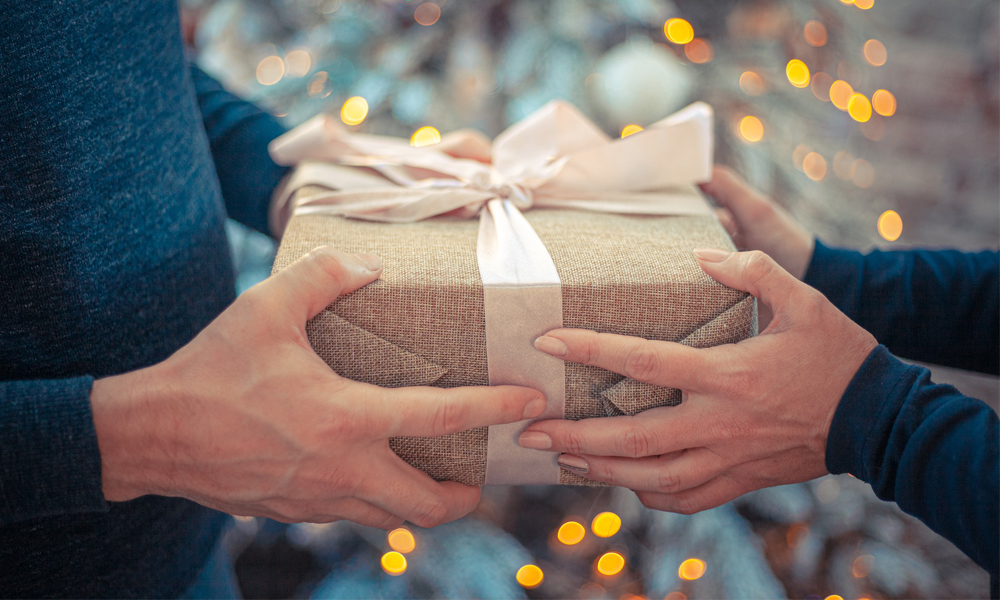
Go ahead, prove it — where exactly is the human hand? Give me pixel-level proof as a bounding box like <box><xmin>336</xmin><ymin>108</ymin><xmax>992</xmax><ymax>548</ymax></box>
<box><xmin>520</xmin><ymin>250</ymin><xmax>876</xmax><ymax>515</ymax></box>
<box><xmin>91</xmin><ymin>247</ymin><xmax>544</xmax><ymax>528</ymax></box>
<box><xmin>701</xmin><ymin>166</ymin><xmax>815</xmax><ymax>280</ymax></box>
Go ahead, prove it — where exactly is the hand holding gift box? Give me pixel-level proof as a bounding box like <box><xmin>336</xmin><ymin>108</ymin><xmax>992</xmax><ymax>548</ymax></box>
<box><xmin>268</xmin><ymin>101</ymin><xmax>755</xmax><ymax>486</ymax></box>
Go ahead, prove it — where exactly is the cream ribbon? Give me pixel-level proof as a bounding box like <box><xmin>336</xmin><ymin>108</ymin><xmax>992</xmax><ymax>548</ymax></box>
<box><xmin>268</xmin><ymin>100</ymin><xmax>715</xmax><ymax>485</ymax></box>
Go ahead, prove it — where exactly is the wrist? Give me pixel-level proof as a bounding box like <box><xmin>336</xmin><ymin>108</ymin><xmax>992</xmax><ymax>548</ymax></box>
<box><xmin>91</xmin><ymin>364</ymin><xmax>179</xmax><ymax>501</ymax></box>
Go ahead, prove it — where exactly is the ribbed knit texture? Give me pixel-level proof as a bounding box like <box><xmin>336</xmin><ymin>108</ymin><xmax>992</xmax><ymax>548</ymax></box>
<box><xmin>0</xmin><ymin>1</ymin><xmax>287</xmax><ymax>596</ymax></box>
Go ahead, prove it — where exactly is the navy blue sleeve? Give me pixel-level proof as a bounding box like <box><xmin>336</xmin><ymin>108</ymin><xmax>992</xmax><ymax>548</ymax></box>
<box><xmin>827</xmin><ymin>345</ymin><xmax>999</xmax><ymax>585</ymax></box>
<box><xmin>804</xmin><ymin>240</ymin><xmax>999</xmax><ymax>375</ymax></box>
<box><xmin>188</xmin><ymin>63</ymin><xmax>289</xmax><ymax>236</ymax></box>
<box><xmin>0</xmin><ymin>377</ymin><xmax>108</xmax><ymax>524</ymax></box>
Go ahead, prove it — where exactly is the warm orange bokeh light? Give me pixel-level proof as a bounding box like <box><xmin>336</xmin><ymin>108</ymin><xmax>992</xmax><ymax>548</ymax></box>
<box><xmin>410</xmin><ymin>126</ymin><xmax>441</xmax><ymax>147</ymax></box>
<box><xmin>557</xmin><ymin>521</ymin><xmax>586</xmax><ymax>545</ymax></box>
<box><xmin>591</xmin><ymin>512</ymin><xmax>622</xmax><ymax>538</ymax></box>
<box><xmin>739</xmin><ymin>71</ymin><xmax>765</xmax><ymax>96</ymax></box>
<box><xmin>872</xmin><ymin>89</ymin><xmax>897</xmax><ymax>116</ymax></box>
<box><xmin>824</xmin><ymin>596</ymin><xmax>845</xmax><ymax>600</ymax></box>
<box><xmin>596</xmin><ymin>552</ymin><xmax>626</xmax><ymax>576</ymax></box>
<box><xmin>878</xmin><ymin>210</ymin><xmax>903</xmax><ymax>241</ymax></box>
<box><xmin>804</xmin><ymin>20</ymin><xmax>828</xmax><ymax>47</ymax></box>
<box><xmin>684</xmin><ymin>38</ymin><xmax>713</xmax><ymax>64</ymax></box>
<box><xmin>678</xmin><ymin>558</ymin><xmax>707</xmax><ymax>581</ymax></box>
<box><xmin>414</xmin><ymin>2</ymin><xmax>441</xmax><ymax>26</ymax></box>
<box><xmin>830</xmin><ymin>80</ymin><xmax>854</xmax><ymax>110</ymax></box>
<box><xmin>284</xmin><ymin>49</ymin><xmax>311</xmax><ymax>77</ymax></box>
<box><xmin>848</xmin><ymin>93</ymin><xmax>873</xmax><ymax>122</ymax></box>
<box><xmin>387</xmin><ymin>528</ymin><xmax>416</xmax><ymax>554</ymax></box>
<box><xmin>793</xmin><ymin>144</ymin><xmax>811</xmax><ymax>171</ymax></box>
<box><xmin>852</xmin><ymin>554</ymin><xmax>874</xmax><ymax>578</ymax></box>
<box><xmin>516</xmin><ymin>564</ymin><xmax>544</xmax><ymax>589</ymax></box>
<box><xmin>341</xmin><ymin>96</ymin><xmax>369</xmax><ymax>126</ymax></box>
<box><xmin>786</xmin><ymin>59</ymin><xmax>810</xmax><ymax>88</ymax></box>
<box><xmin>256</xmin><ymin>55</ymin><xmax>284</xmax><ymax>86</ymax></box>
<box><xmin>739</xmin><ymin>116</ymin><xmax>764</xmax><ymax>142</ymax></box>
<box><xmin>864</xmin><ymin>39</ymin><xmax>887</xmax><ymax>66</ymax></box>
<box><xmin>811</xmin><ymin>71</ymin><xmax>833</xmax><ymax>102</ymax></box>
<box><xmin>381</xmin><ymin>551</ymin><xmax>407</xmax><ymax>575</ymax></box>
<box><xmin>665</xmin><ymin>18</ymin><xmax>695</xmax><ymax>44</ymax></box>
<box><xmin>854</xmin><ymin>0</ymin><xmax>874</xmax><ymax>9</ymax></box>
<box><xmin>803</xmin><ymin>152</ymin><xmax>827</xmax><ymax>181</ymax></box>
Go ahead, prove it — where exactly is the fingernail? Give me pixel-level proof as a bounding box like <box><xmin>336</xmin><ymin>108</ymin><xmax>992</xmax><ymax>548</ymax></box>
<box><xmin>557</xmin><ymin>454</ymin><xmax>589</xmax><ymax>474</ymax></box>
<box><xmin>534</xmin><ymin>335</ymin><xmax>568</xmax><ymax>357</ymax></box>
<box><xmin>517</xmin><ymin>431</ymin><xmax>552</xmax><ymax>450</ymax></box>
<box><xmin>355</xmin><ymin>253</ymin><xmax>383</xmax><ymax>272</ymax></box>
<box><xmin>523</xmin><ymin>397</ymin><xmax>547</xmax><ymax>419</ymax></box>
<box><xmin>693</xmin><ymin>248</ymin><xmax>732</xmax><ymax>263</ymax></box>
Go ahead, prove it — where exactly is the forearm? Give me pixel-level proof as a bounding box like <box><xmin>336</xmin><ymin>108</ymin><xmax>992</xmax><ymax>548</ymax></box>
<box><xmin>804</xmin><ymin>241</ymin><xmax>1000</xmax><ymax>374</ymax></box>
<box><xmin>0</xmin><ymin>377</ymin><xmax>107</xmax><ymax>524</ymax></box>
<box><xmin>189</xmin><ymin>62</ymin><xmax>289</xmax><ymax>236</ymax></box>
<box><xmin>826</xmin><ymin>345</ymin><xmax>999</xmax><ymax>577</ymax></box>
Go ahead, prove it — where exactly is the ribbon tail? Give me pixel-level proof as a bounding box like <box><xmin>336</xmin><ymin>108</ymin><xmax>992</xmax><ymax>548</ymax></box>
<box><xmin>477</xmin><ymin>200</ymin><xmax>565</xmax><ymax>485</ymax></box>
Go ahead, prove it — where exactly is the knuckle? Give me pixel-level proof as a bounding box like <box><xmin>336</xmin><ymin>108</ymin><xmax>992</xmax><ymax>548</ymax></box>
<box><xmin>560</xmin><ymin>428</ymin><xmax>584</xmax><ymax>456</ymax></box>
<box><xmin>307</xmin><ymin>246</ymin><xmax>350</xmax><ymax>282</ymax></box>
<box><xmin>411</xmin><ymin>497</ymin><xmax>450</xmax><ymax>528</ymax></box>
<box><xmin>622</xmin><ymin>343</ymin><xmax>663</xmax><ymax>382</ymax></box>
<box><xmin>619</xmin><ymin>424</ymin><xmax>654</xmax><ymax>458</ymax></box>
<box><xmin>579</xmin><ymin>337</ymin><xmax>601</xmax><ymax>366</ymax></box>
<box><xmin>743</xmin><ymin>250</ymin><xmax>776</xmax><ymax>286</ymax></box>
<box><xmin>655</xmin><ymin>470</ymin><xmax>683</xmax><ymax>494</ymax></box>
<box><xmin>431</xmin><ymin>398</ymin><xmax>471</xmax><ymax>436</ymax></box>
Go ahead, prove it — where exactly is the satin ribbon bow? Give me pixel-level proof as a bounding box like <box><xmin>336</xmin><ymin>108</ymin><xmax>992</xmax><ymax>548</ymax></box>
<box><xmin>268</xmin><ymin>100</ymin><xmax>715</xmax><ymax>485</ymax></box>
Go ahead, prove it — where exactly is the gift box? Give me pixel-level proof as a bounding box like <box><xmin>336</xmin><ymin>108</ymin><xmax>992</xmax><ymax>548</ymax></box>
<box><xmin>269</xmin><ymin>102</ymin><xmax>756</xmax><ymax>486</ymax></box>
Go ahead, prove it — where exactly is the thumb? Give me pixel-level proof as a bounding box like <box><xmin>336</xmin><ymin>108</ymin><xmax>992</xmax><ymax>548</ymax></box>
<box><xmin>263</xmin><ymin>246</ymin><xmax>382</xmax><ymax>323</ymax></box>
<box><xmin>693</xmin><ymin>249</ymin><xmax>802</xmax><ymax>313</ymax></box>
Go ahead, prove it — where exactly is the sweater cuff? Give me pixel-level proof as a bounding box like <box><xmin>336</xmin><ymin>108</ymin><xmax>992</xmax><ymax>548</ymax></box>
<box><xmin>802</xmin><ymin>239</ymin><xmax>866</xmax><ymax>318</ymax></box>
<box><xmin>0</xmin><ymin>377</ymin><xmax>109</xmax><ymax>524</ymax></box>
<box><xmin>825</xmin><ymin>345</ymin><xmax>914</xmax><ymax>480</ymax></box>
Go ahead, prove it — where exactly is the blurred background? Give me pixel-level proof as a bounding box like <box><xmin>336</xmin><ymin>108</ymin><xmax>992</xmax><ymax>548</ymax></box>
<box><xmin>180</xmin><ymin>0</ymin><xmax>999</xmax><ymax>598</ymax></box>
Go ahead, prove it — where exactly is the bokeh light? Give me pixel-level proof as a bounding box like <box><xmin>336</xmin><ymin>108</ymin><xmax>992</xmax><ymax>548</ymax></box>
<box><xmin>684</xmin><ymin>38</ymin><xmax>713</xmax><ymax>64</ymax></box>
<box><xmin>852</xmin><ymin>158</ymin><xmax>875</xmax><ymax>188</ymax></box>
<box><xmin>387</xmin><ymin>528</ymin><xmax>416</xmax><ymax>554</ymax></box>
<box><xmin>739</xmin><ymin>71</ymin><xmax>765</xmax><ymax>96</ymax></box>
<box><xmin>811</xmin><ymin>71</ymin><xmax>833</xmax><ymax>101</ymax></box>
<box><xmin>284</xmin><ymin>49</ymin><xmax>311</xmax><ymax>77</ymax></box>
<box><xmin>833</xmin><ymin>151</ymin><xmax>855</xmax><ymax>179</ymax></box>
<box><xmin>664</xmin><ymin>593</ymin><xmax>687</xmax><ymax>600</ymax></box>
<box><xmin>557</xmin><ymin>521</ymin><xmax>586</xmax><ymax>545</ymax></box>
<box><xmin>596</xmin><ymin>551</ymin><xmax>625</xmax><ymax>576</ymax></box>
<box><xmin>256</xmin><ymin>55</ymin><xmax>284</xmax><ymax>86</ymax></box>
<box><xmin>878</xmin><ymin>210</ymin><xmax>903</xmax><ymax>241</ymax></box>
<box><xmin>872</xmin><ymin>89</ymin><xmax>897</xmax><ymax>116</ymax></box>
<box><xmin>739</xmin><ymin>116</ymin><xmax>764</xmax><ymax>142</ymax></box>
<box><xmin>825</xmin><ymin>596</ymin><xmax>845</xmax><ymax>600</ymax></box>
<box><xmin>665</xmin><ymin>18</ymin><xmax>694</xmax><ymax>44</ymax></box>
<box><xmin>414</xmin><ymin>3</ymin><xmax>441</xmax><ymax>26</ymax></box>
<box><xmin>829</xmin><ymin>80</ymin><xmax>854</xmax><ymax>111</ymax></box>
<box><xmin>786</xmin><ymin>524</ymin><xmax>809</xmax><ymax>548</ymax></box>
<box><xmin>786</xmin><ymin>59</ymin><xmax>811</xmax><ymax>88</ymax></box>
<box><xmin>381</xmin><ymin>551</ymin><xmax>407</xmax><ymax>575</ymax></box>
<box><xmin>678</xmin><ymin>558</ymin><xmax>707</xmax><ymax>580</ymax></box>
<box><xmin>793</xmin><ymin>144</ymin><xmax>812</xmax><ymax>171</ymax></box>
<box><xmin>848</xmin><ymin>93</ymin><xmax>872</xmax><ymax>122</ymax></box>
<box><xmin>864</xmin><ymin>39</ymin><xmax>887</xmax><ymax>66</ymax></box>
<box><xmin>804</xmin><ymin>21</ymin><xmax>828</xmax><ymax>47</ymax></box>
<box><xmin>308</xmin><ymin>71</ymin><xmax>331</xmax><ymax>98</ymax></box>
<box><xmin>854</xmin><ymin>0</ymin><xmax>874</xmax><ymax>9</ymax></box>
<box><xmin>803</xmin><ymin>152</ymin><xmax>827</xmax><ymax>181</ymax></box>
<box><xmin>620</xmin><ymin>124</ymin><xmax>644</xmax><ymax>138</ymax></box>
<box><xmin>410</xmin><ymin>126</ymin><xmax>442</xmax><ymax>147</ymax></box>
<box><xmin>591</xmin><ymin>512</ymin><xmax>621</xmax><ymax>538</ymax></box>
<box><xmin>340</xmin><ymin>96</ymin><xmax>369</xmax><ymax>126</ymax></box>
<box><xmin>852</xmin><ymin>554</ymin><xmax>874</xmax><ymax>578</ymax></box>
<box><xmin>516</xmin><ymin>564</ymin><xmax>544</xmax><ymax>589</ymax></box>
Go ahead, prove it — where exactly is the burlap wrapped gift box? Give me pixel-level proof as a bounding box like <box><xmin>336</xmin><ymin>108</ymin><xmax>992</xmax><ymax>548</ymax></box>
<box><xmin>272</xmin><ymin>190</ymin><xmax>755</xmax><ymax>486</ymax></box>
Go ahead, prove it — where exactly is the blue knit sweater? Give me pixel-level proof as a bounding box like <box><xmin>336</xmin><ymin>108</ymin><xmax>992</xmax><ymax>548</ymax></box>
<box><xmin>0</xmin><ymin>2</ymin><xmax>996</xmax><ymax>598</ymax></box>
<box><xmin>0</xmin><ymin>1</ymin><xmax>287</xmax><ymax>596</ymax></box>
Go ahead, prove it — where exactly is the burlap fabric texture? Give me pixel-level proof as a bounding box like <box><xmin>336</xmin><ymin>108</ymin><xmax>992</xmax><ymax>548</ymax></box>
<box><xmin>273</xmin><ymin>184</ymin><xmax>757</xmax><ymax>486</ymax></box>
